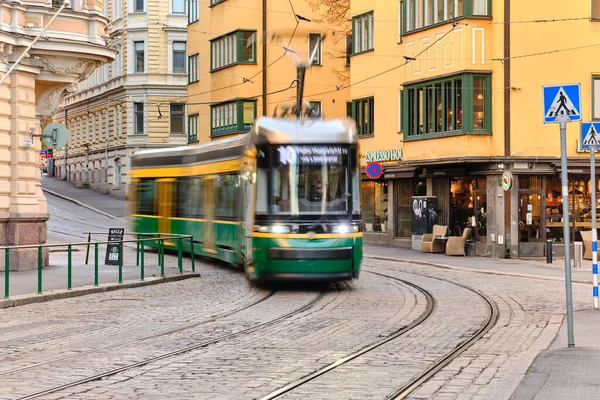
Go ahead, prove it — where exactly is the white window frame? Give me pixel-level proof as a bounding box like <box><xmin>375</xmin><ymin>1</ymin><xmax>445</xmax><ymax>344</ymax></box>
<box><xmin>134</xmin><ymin>103</ymin><xmax>145</xmax><ymax>134</ymax></box>
<box><xmin>593</xmin><ymin>76</ymin><xmax>600</xmax><ymax>120</ymax></box>
<box><xmin>113</xmin><ymin>0</ymin><xmax>122</xmax><ymax>19</ymax></box>
<box><xmin>352</xmin><ymin>11</ymin><xmax>374</xmax><ymax>54</ymax></box>
<box><xmin>398</xmin><ymin>1</ymin><xmax>403</xmax><ymax>43</ymax></box>
<box><xmin>308</xmin><ymin>33</ymin><xmax>322</xmax><ymax>65</ymax></box>
<box><xmin>134</xmin><ymin>41</ymin><xmax>145</xmax><ymax>73</ymax></box>
<box><xmin>171</xmin><ymin>0</ymin><xmax>185</xmax><ymax>14</ymax></box>
<box><xmin>172</xmin><ymin>41</ymin><xmax>187</xmax><ymax>73</ymax></box>
<box><xmin>132</xmin><ymin>0</ymin><xmax>144</xmax><ymax>13</ymax></box>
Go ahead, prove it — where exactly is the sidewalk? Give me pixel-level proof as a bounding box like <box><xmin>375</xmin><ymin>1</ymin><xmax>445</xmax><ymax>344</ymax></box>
<box><xmin>34</xmin><ymin>176</ymin><xmax>600</xmax><ymax>399</ymax></box>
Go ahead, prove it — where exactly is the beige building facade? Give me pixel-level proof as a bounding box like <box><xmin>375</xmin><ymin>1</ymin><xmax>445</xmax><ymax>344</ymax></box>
<box><xmin>53</xmin><ymin>0</ymin><xmax>190</xmax><ymax>198</ymax></box>
<box><xmin>0</xmin><ymin>0</ymin><xmax>114</xmax><ymax>270</ymax></box>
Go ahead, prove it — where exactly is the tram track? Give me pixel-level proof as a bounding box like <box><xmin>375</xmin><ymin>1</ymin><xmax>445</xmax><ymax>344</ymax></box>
<box><xmin>0</xmin><ymin>289</ymin><xmax>275</xmax><ymax>377</ymax></box>
<box><xmin>258</xmin><ymin>269</ymin><xmax>499</xmax><ymax>400</ymax></box>
<box><xmin>10</xmin><ymin>289</ymin><xmax>328</xmax><ymax>400</ymax></box>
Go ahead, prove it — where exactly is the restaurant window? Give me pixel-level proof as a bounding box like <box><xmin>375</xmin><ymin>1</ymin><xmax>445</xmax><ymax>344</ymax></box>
<box><xmin>394</xmin><ymin>178</ymin><xmax>425</xmax><ymax>238</ymax></box>
<box><xmin>361</xmin><ymin>181</ymin><xmax>387</xmax><ymax>232</ymax></box>
<box><xmin>403</xmin><ymin>73</ymin><xmax>491</xmax><ymax>139</ymax></box>
<box><xmin>450</xmin><ymin>177</ymin><xmax>485</xmax><ymax>238</ymax></box>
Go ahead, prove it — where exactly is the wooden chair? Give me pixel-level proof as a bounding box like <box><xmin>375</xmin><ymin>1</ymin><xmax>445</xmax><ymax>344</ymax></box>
<box><xmin>421</xmin><ymin>224</ymin><xmax>448</xmax><ymax>253</ymax></box>
<box><xmin>445</xmin><ymin>228</ymin><xmax>472</xmax><ymax>256</ymax></box>
<box><xmin>580</xmin><ymin>230</ymin><xmax>593</xmax><ymax>260</ymax></box>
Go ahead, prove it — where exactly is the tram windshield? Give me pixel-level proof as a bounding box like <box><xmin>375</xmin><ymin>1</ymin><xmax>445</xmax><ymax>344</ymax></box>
<box><xmin>256</xmin><ymin>144</ymin><xmax>360</xmax><ymax>220</ymax></box>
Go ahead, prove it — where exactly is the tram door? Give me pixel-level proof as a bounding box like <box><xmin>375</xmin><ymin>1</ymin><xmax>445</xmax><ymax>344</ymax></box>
<box><xmin>157</xmin><ymin>178</ymin><xmax>175</xmax><ymax>246</ymax></box>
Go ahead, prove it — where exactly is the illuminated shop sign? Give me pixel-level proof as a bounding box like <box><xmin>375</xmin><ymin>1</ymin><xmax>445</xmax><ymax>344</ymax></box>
<box><xmin>277</xmin><ymin>145</ymin><xmax>347</xmax><ymax>165</ymax></box>
<box><xmin>364</xmin><ymin>149</ymin><xmax>403</xmax><ymax>163</ymax></box>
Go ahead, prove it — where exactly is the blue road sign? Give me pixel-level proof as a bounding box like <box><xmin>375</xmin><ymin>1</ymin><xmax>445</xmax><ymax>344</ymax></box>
<box><xmin>581</xmin><ymin>122</ymin><xmax>600</xmax><ymax>149</ymax></box>
<box><xmin>543</xmin><ymin>84</ymin><xmax>581</xmax><ymax>124</ymax></box>
<box><xmin>366</xmin><ymin>162</ymin><xmax>382</xmax><ymax>179</ymax></box>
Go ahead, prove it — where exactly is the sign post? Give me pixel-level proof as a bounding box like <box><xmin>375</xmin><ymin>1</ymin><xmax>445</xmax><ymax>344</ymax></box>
<box><xmin>543</xmin><ymin>83</ymin><xmax>581</xmax><ymax>348</ymax></box>
<box><xmin>580</xmin><ymin>122</ymin><xmax>600</xmax><ymax>309</ymax></box>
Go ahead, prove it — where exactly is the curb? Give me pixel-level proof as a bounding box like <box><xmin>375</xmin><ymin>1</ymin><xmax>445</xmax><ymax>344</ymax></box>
<box><xmin>363</xmin><ymin>254</ymin><xmax>594</xmax><ymax>285</ymax></box>
<box><xmin>0</xmin><ymin>272</ymin><xmax>201</xmax><ymax>309</ymax></box>
<box><xmin>41</xmin><ymin>187</ymin><xmax>120</xmax><ymax>220</ymax></box>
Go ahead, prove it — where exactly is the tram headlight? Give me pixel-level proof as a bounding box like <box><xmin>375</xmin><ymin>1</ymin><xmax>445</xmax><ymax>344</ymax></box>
<box><xmin>254</xmin><ymin>225</ymin><xmax>292</xmax><ymax>234</ymax></box>
<box><xmin>332</xmin><ymin>224</ymin><xmax>360</xmax><ymax>234</ymax></box>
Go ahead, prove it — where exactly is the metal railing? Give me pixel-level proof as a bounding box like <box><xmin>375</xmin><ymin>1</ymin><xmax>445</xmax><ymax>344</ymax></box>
<box><xmin>2</xmin><ymin>232</ymin><xmax>195</xmax><ymax>299</ymax></box>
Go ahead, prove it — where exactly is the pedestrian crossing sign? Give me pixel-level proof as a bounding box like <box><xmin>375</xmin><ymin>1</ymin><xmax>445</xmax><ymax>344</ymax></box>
<box><xmin>543</xmin><ymin>84</ymin><xmax>581</xmax><ymax>124</ymax></box>
<box><xmin>581</xmin><ymin>122</ymin><xmax>600</xmax><ymax>149</ymax></box>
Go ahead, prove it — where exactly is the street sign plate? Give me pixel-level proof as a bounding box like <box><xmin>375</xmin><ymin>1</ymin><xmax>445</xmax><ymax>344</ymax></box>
<box><xmin>543</xmin><ymin>84</ymin><xmax>581</xmax><ymax>124</ymax></box>
<box><xmin>366</xmin><ymin>162</ymin><xmax>382</xmax><ymax>179</ymax></box>
<box><xmin>581</xmin><ymin>122</ymin><xmax>600</xmax><ymax>149</ymax></box>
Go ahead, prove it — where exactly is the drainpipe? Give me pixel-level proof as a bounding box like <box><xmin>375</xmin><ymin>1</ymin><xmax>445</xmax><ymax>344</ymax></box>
<box><xmin>262</xmin><ymin>0</ymin><xmax>267</xmax><ymax>116</ymax></box>
<box><xmin>84</xmin><ymin>143</ymin><xmax>89</xmax><ymax>186</ymax></box>
<box><xmin>105</xmin><ymin>97</ymin><xmax>109</xmax><ymax>190</ymax></box>
<box><xmin>63</xmin><ymin>108</ymin><xmax>68</xmax><ymax>181</ymax></box>
<box><xmin>503</xmin><ymin>0</ymin><xmax>511</xmax><ymax>256</ymax></box>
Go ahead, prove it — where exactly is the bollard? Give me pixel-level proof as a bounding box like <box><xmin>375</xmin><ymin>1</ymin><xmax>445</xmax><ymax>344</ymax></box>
<box><xmin>546</xmin><ymin>240</ymin><xmax>553</xmax><ymax>264</ymax></box>
<box><xmin>574</xmin><ymin>242</ymin><xmax>583</xmax><ymax>269</ymax></box>
<box><xmin>4</xmin><ymin>248</ymin><xmax>9</xmax><ymax>299</ymax></box>
<box><xmin>94</xmin><ymin>242</ymin><xmax>99</xmax><ymax>287</ymax></box>
<box><xmin>118</xmin><ymin>242</ymin><xmax>123</xmax><ymax>284</ymax></box>
<box><xmin>37</xmin><ymin>246</ymin><xmax>42</xmax><ymax>294</ymax></box>
<box><xmin>67</xmin><ymin>244</ymin><xmax>72</xmax><ymax>290</ymax></box>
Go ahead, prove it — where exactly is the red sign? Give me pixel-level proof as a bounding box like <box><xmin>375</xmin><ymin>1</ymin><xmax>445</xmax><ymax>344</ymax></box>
<box><xmin>366</xmin><ymin>162</ymin><xmax>382</xmax><ymax>179</ymax></box>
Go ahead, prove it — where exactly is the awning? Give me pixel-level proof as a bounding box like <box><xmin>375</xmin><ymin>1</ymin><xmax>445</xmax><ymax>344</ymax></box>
<box><xmin>384</xmin><ymin>167</ymin><xmax>417</xmax><ymax>179</ymax></box>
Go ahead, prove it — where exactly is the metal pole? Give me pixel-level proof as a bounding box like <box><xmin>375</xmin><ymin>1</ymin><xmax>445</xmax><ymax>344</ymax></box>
<box><xmin>105</xmin><ymin>98</ymin><xmax>110</xmax><ymax>185</ymax></box>
<box><xmin>37</xmin><ymin>246</ymin><xmax>42</xmax><ymax>294</ymax></box>
<box><xmin>559</xmin><ymin>117</ymin><xmax>575</xmax><ymax>347</ymax></box>
<box><xmin>4</xmin><ymin>248</ymin><xmax>9</xmax><ymax>299</ymax></box>
<box><xmin>546</xmin><ymin>239</ymin><xmax>552</xmax><ymax>264</ymax></box>
<box><xmin>296</xmin><ymin>65</ymin><xmax>306</xmax><ymax>119</ymax></box>
<box><xmin>118</xmin><ymin>242</ymin><xmax>123</xmax><ymax>284</ymax></box>
<box><xmin>94</xmin><ymin>242</ymin><xmax>99</xmax><ymax>287</ymax></box>
<box><xmin>67</xmin><ymin>244</ymin><xmax>72</xmax><ymax>290</ymax></box>
<box><xmin>140</xmin><ymin>239</ymin><xmax>145</xmax><ymax>281</ymax></box>
<box><xmin>0</xmin><ymin>0</ymin><xmax>69</xmax><ymax>86</ymax></box>
<box><xmin>591</xmin><ymin>145</ymin><xmax>598</xmax><ymax>309</ymax></box>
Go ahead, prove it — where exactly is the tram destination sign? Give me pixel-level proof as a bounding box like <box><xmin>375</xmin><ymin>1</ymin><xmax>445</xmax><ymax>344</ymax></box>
<box><xmin>277</xmin><ymin>145</ymin><xmax>347</xmax><ymax>165</ymax></box>
<box><xmin>364</xmin><ymin>149</ymin><xmax>403</xmax><ymax>163</ymax></box>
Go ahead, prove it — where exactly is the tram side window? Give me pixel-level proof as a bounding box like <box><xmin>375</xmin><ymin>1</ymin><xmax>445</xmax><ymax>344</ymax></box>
<box><xmin>216</xmin><ymin>174</ymin><xmax>239</xmax><ymax>219</ymax></box>
<box><xmin>176</xmin><ymin>177</ymin><xmax>203</xmax><ymax>218</ymax></box>
<box><xmin>137</xmin><ymin>179</ymin><xmax>157</xmax><ymax>215</ymax></box>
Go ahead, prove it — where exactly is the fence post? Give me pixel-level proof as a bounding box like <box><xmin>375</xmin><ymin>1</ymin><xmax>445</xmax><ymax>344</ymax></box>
<box><xmin>94</xmin><ymin>242</ymin><xmax>99</xmax><ymax>287</ymax></box>
<box><xmin>189</xmin><ymin>236</ymin><xmax>195</xmax><ymax>273</ymax></box>
<box><xmin>68</xmin><ymin>244</ymin><xmax>72</xmax><ymax>290</ymax></box>
<box><xmin>37</xmin><ymin>246</ymin><xmax>42</xmax><ymax>294</ymax></box>
<box><xmin>140</xmin><ymin>239</ymin><xmax>145</xmax><ymax>281</ymax></box>
<box><xmin>177</xmin><ymin>237</ymin><xmax>183</xmax><ymax>273</ymax></box>
<box><xmin>136</xmin><ymin>233</ymin><xmax>140</xmax><ymax>266</ymax></box>
<box><xmin>118</xmin><ymin>241</ymin><xmax>123</xmax><ymax>284</ymax></box>
<box><xmin>85</xmin><ymin>232</ymin><xmax>91</xmax><ymax>265</ymax></box>
<box><xmin>160</xmin><ymin>239</ymin><xmax>164</xmax><ymax>277</ymax></box>
<box><xmin>4</xmin><ymin>248</ymin><xmax>9</xmax><ymax>299</ymax></box>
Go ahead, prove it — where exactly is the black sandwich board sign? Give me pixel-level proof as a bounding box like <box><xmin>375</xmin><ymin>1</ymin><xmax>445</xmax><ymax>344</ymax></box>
<box><xmin>410</xmin><ymin>196</ymin><xmax>438</xmax><ymax>235</ymax></box>
<box><xmin>105</xmin><ymin>228</ymin><xmax>125</xmax><ymax>265</ymax></box>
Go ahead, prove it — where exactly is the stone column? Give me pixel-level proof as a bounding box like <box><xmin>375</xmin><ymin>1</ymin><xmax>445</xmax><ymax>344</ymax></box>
<box><xmin>0</xmin><ymin>68</ymin><xmax>50</xmax><ymax>271</ymax></box>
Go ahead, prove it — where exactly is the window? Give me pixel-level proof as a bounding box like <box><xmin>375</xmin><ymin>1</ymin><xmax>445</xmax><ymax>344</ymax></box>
<box><xmin>188</xmin><ymin>0</ymin><xmax>198</xmax><ymax>23</ymax></box>
<box><xmin>345</xmin><ymin>35</ymin><xmax>352</xmax><ymax>66</ymax></box>
<box><xmin>216</xmin><ymin>174</ymin><xmax>239</xmax><ymax>219</ymax></box>
<box><xmin>172</xmin><ymin>0</ymin><xmax>184</xmax><ymax>13</ymax></box>
<box><xmin>309</xmin><ymin>33</ymin><xmax>322</xmax><ymax>65</ymax></box>
<box><xmin>403</xmin><ymin>73</ymin><xmax>491</xmax><ymax>139</ymax></box>
<box><xmin>404</xmin><ymin>0</ymin><xmax>486</xmax><ymax>33</ymax></box>
<box><xmin>593</xmin><ymin>76</ymin><xmax>600</xmax><ymax>119</ymax></box>
<box><xmin>352</xmin><ymin>12</ymin><xmax>374</xmax><ymax>54</ymax></box>
<box><xmin>346</xmin><ymin>102</ymin><xmax>352</xmax><ymax>118</ymax></box>
<box><xmin>308</xmin><ymin>101</ymin><xmax>321</xmax><ymax>117</ymax></box>
<box><xmin>211</xmin><ymin>100</ymin><xmax>256</xmax><ymax>137</ymax></box>
<box><xmin>136</xmin><ymin>179</ymin><xmax>156</xmax><ymax>215</ymax></box>
<box><xmin>173</xmin><ymin>42</ymin><xmax>186</xmax><ymax>73</ymax></box>
<box><xmin>134</xmin><ymin>103</ymin><xmax>144</xmax><ymax>134</ymax></box>
<box><xmin>188</xmin><ymin>114</ymin><xmax>198</xmax><ymax>143</ymax></box>
<box><xmin>361</xmin><ymin>181</ymin><xmax>388</xmax><ymax>232</ymax></box>
<box><xmin>398</xmin><ymin>1</ymin><xmax>403</xmax><ymax>42</ymax></box>
<box><xmin>188</xmin><ymin>54</ymin><xmax>199</xmax><ymax>83</ymax></box>
<box><xmin>134</xmin><ymin>0</ymin><xmax>143</xmax><ymax>12</ymax></box>
<box><xmin>134</xmin><ymin>41</ymin><xmax>144</xmax><ymax>73</ymax></box>
<box><xmin>114</xmin><ymin>0</ymin><xmax>122</xmax><ymax>19</ymax></box>
<box><xmin>170</xmin><ymin>104</ymin><xmax>185</xmax><ymax>135</ymax></box>
<box><xmin>398</xmin><ymin>90</ymin><xmax>403</xmax><ymax>132</ymax></box>
<box><xmin>210</xmin><ymin>30</ymin><xmax>257</xmax><ymax>71</ymax></box>
<box><xmin>176</xmin><ymin>177</ymin><xmax>203</xmax><ymax>218</ymax></box>
<box><xmin>351</xmin><ymin>97</ymin><xmax>375</xmax><ymax>137</ymax></box>
<box><xmin>594</xmin><ymin>0</ymin><xmax>600</xmax><ymax>19</ymax></box>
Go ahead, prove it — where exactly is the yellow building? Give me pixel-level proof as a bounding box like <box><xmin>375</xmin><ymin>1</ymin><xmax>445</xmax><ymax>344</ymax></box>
<box><xmin>187</xmin><ymin>0</ymin><xmax>350</xmax><ymax>144</ymax></box>
<box><xmin>53</xmin><ymin>0</ymin><xmax>189</xmax><ymax>198</ymax></box>
<box><xmin>0</xmin><ymin>0</ymin><xmax>114</xmax><ymax>269</ymax></box>
<box><xmin>350</xmin><ymin>0</ymin><xmax>600</xmax><ymax>258</ymax></box>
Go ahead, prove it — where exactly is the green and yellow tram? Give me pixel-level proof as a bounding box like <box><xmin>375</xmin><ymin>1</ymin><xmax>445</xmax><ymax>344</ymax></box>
<box><xmin>129</xmin><ymin>116</ymin><xmax>363</xmax><ymax>282</ymax></box>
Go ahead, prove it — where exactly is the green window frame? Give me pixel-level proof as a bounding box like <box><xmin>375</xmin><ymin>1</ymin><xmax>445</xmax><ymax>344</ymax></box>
<box><xmin>210</xmin><ymin>30</ymin><xmax>257</xmax><ymax>71</ymax></box>
<box><xmin>402</xmin><ymin>72</ymin><xmax>491</xmax><ymax>140</ymax></box>
<box><xmin>403</xmin><ymin>0</ymin><xmax>491</xmax><ymax>34</ymax></box>
<box><xmin>210</xmin><ymin>99</ymin><xmax>257</xmax><ymax>137</ymax></box>
<box><xmin>352</xmin><ymin>11</ymin><xmax>374</xmax><ymax>54</ymax></box>
<box><xmin>188</xmin><ymin>54</ymin><xmax>199</xmax><ymax>83</ymax></box>
<box><xmin>188</xmin><ymin>113</ymin><xmax>198</xmax><ymax>143</ymax></box>
<box><xmin>188</xmin><ymin>0</ymin><xmax>198</xmax><ymax>23</ymax></box>
<box><xmin>209</xmin><ymin>0</ymin><xmax>226</xmax><ymax>5</ymax></box>
<box><xmin>351</xmin><ymin>97</ymin><xmax>375</xmax><ymax>137</ymax></box>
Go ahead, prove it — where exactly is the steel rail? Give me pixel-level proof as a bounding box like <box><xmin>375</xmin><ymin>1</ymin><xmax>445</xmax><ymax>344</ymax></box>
<box><xmin>15</xmin><ymin>290</ymin><xmax>327</xmax><ymax>400</ymax></box>
<box><xmin>258</xmin><ymin>271</ymin><xmax>436</xmax><ymax>400</ymax></box>
<box><xmin>0</xmin><ymin>290</ymin><xmax>276</xmax><ymax>378</ymax></box>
